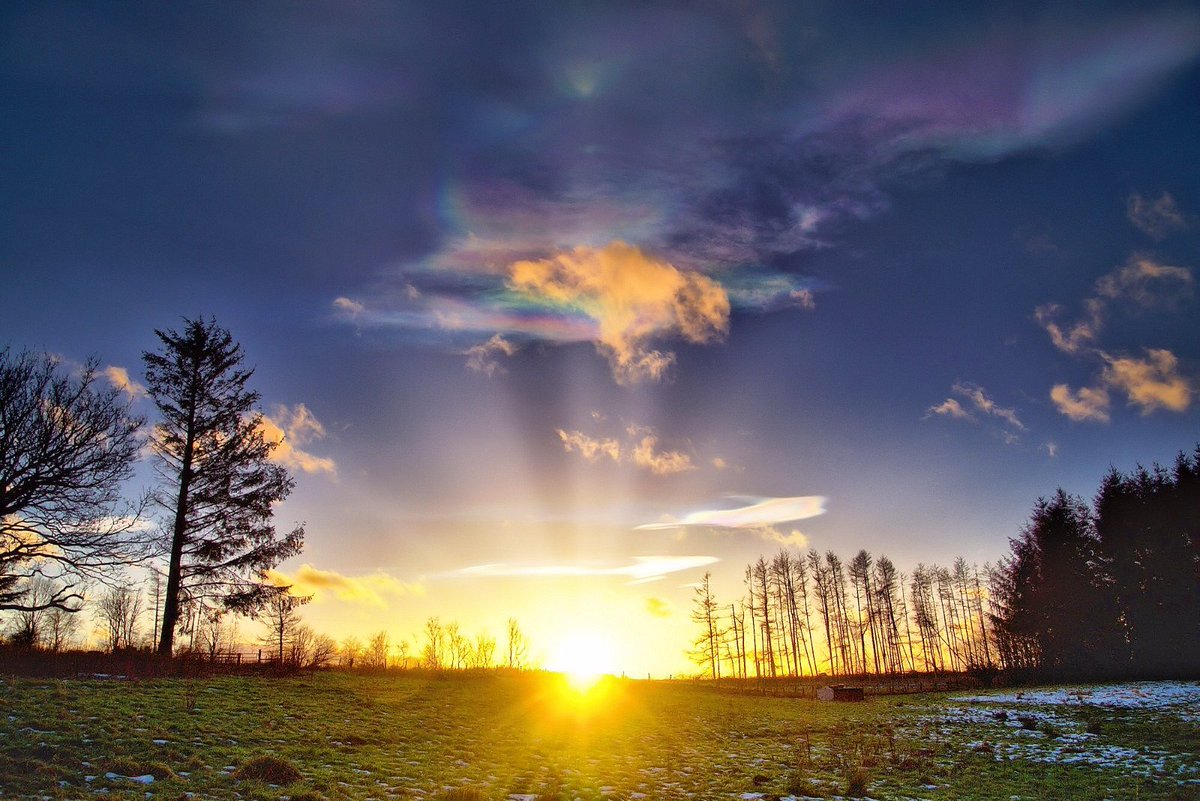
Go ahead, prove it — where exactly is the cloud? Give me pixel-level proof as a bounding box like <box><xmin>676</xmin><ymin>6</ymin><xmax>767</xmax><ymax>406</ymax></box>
<box><xmin>1127</xmin><ymin>192</ymin><xmax>1190</xmax><ymax>239</ymax></box>
<box><xmin>332</xmin><ymin>296</ymin><xmax>365</xmax><ymax>317</ymax></box>
<box><xmin>761</xmin><ymin>526</ymin><xmax>810</xmax><ymax>549</ymax></box>
<box><xmin>259</xmin><ymin>403</ymin><xmax>337</xmax><ymax>475</ymax></box>
<box><xmin>1050</xmin><ymin>384</ymin><xmax>1112</xmax><ymax>423</ymax></box>
<box><xmin>1093</xmin><ymin>256</ymin><xmax>1193</xmax><ymax>307</ymax></box>
<box><xmin>509</xmin><ymin>242</ymin><xmax>730</xmax><ymax>384</ymax></box>
<box><xmin>557</xmin><ymin>428</ymin><xmax>622</xmax><ymax>463</ymax></box>
<box><xmin>1037</xmin><ymin>256</ymin><xmax>1192</xmax><ymax>354</ymax></box>
<box><xmin>929</xmin><ymin>382</ymin><xmax>1025</xmax><ymax>433</ymax></box>
<box><xmin>637</xmin><ymin>496</ymin><xmax>826</xmax><ymax>531</ymax></box>
<box><xmin>626</xmin><ymin>426</ymin><xmax>695</xmax><ymax>476</ymax></box>
<box><xmin>1101</xmin><ymin>349</ymin><xmax>1192</xmax><ymax>414</ymax></box>
<box><xmin>463</xmin><ymin>333</ymin><xmax>518</xmax><ymax>376</ymax></box>
<box><xmin>1035</xmin><ymin>301</ymin><xmax>1104</xmax><ymax>355</ymax></box>
<box><xmin>925</xmin><ymin>397</ymin><xmax>972</xmax><ymax>420</ymax></box>
<box><xmin>103</xmin><ymin>365</ymin><xmax>146</xmax><ymax>399</ymax></box>
<box><xmin>645</xmin><ymin>597</ymin><xmax>672</xmax><ymax>618</ymax></box>
<box><xmin>455</xmin><ymin>555</ymin><xmax>719</xmax><ymax>584</ymax></box>
<box><xmin>556</xmin><ymin>423</ymin><xmax>698</xmax><ymax>475</ymax></box>
<box><xmin>265</xmin><ymin>564</ymin><xmax>424</xmax><ymax>606</ymax></box>
<box><xmin>1042</xmin><ymin>441</ymin><xmax>1059</xmax><ymax>458</ymax></box>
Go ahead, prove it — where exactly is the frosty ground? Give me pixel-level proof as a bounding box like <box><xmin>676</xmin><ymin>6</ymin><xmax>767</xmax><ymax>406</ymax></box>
<box><xmin>0</xmin><ymin>672</ymin><xmax>1196</xmax><ymax>801</ymax></box>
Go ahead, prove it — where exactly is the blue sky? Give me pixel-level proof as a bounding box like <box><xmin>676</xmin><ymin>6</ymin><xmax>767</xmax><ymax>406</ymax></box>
<box><xmin>3</xmin><ymin>1</ymin><xmax>1198</xmax><ymax>673</ymax></box>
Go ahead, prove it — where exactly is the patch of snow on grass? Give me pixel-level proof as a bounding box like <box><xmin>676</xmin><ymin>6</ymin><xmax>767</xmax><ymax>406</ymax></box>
<box><xmin>954</xmin><ymin>681</ymin><xmax>1200</xmax><ymax>715</ymax></box>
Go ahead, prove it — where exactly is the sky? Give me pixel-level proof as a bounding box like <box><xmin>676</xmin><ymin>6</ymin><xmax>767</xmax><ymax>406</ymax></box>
<box><xmin>2</xmin><ymin>1</ymin><xmax>1199</xmax><ymax>677</ymax></box>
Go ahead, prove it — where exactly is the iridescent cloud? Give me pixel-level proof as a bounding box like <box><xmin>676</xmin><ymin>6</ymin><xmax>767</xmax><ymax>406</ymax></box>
<box><xmin>637</xmin><ymin>496</ymin><xmax>826</xmax><ymax>530</ymax></box>
<box><xmin>455</xmin><ymin>555</ymin><xmax>719</xmax><ymax>584</ymax></box>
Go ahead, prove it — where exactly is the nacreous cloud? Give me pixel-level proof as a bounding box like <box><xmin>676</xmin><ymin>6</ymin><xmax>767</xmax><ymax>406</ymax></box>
<box><xmin>637</xmin><ymin>496</ymin><xmax>826</xmax><ymax>530</ymax></box>
<box><xmin>509</xmin><ymin>242</ymin><xmax>730</xmax><ymax>384</ymax></box>
<box><xmin>266</xmin><ymin>564</ymin><xmax>424</xmax><ymax>606</ymax></box>
<box><xmin>456</xmin><ymin>555</ymin><xmax>718</xmax><ymax>585</ymax></box>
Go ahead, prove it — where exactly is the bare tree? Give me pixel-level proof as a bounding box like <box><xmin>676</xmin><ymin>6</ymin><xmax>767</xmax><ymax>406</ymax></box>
<box><xmin>0</xmin><ymin>350</ymin><xmax>147</xmax><ymax>614</ymax></box>
<box><xmin>95</xmin><ymin>585</ymin><xmax>144</xmax><ymax>651</ymax></box>
<box><xmin>472</xmin><ymin>631</ymin><xmax>496</xmax><ymax>668</ymax></box>
<box><xmin>689</xmin><ymin>572</ymin><xmax>722</xmax><ymax>680</ymax></box>
<box><xmin>258</xmin><ymin>586</ymin><xmax>311</xmax><ymax>663</ymax></box>
<box><xmin>505</xmin><ymin>617</ymin><xmax>529</xmax><ymax>669</ymax></box>
<box><xmin>339</xmin><ymin>635</ymin><xmax>363</xmax><ymax>668</ymax></box>
<box><xmin>422</xmin><ymin>616</ymin><xmax>445</xmax><ymax>669</ymax></box>
<box><xmin>364</xmin><ymin>630</ymin><xmax>389</xmax><ymax>669</ymax></box>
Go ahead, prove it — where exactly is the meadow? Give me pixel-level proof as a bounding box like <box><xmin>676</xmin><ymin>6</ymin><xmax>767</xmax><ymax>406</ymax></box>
<box><xmin>1</xmin><ymin>671</ymin><xmax>1197</xmax><ymax>801</ymax></box>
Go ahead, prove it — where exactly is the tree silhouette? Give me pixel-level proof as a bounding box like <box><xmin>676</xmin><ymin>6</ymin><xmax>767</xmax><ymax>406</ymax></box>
<box><xmin>1095</xmin><ymin>451</ymin><xmax>1200</xmax><ymax>676</ymax></box>
<box><xmin>0</xmin><ymin>349</ymin><xmax>146</xmax><ymax>614</ymax></box>
<box><xmin>143</xmin><ymin>317</ymin><xmax>304</xmax><ymax>655</ymax></box>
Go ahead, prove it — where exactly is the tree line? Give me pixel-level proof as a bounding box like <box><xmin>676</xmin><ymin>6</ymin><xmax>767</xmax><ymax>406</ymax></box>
<box><xmin>690</xmin><ymin>550</ymin><xmax>994</xmax><ymax>681</ymax></box>
<box><xmin>692</xmin><ymin>447</ymin><xmax>1200</xmax><ymax>682</ymax></box>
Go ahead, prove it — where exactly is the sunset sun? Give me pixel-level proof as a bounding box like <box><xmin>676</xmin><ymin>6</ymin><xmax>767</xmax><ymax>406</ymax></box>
<box><xmin>547</xmin><ymin>631</ymin><xmax>619</xmax><ymax>689</ymax></box>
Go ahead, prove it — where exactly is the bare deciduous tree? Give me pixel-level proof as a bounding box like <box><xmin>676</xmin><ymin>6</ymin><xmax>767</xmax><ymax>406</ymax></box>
<box><xmin>0</xmin><ymin>349</ymin><xmax>147</xmax><ymax>614</ymax></box>
<box><xmin>95</xmin><ymin>585</ymin><xmax>143</xmax><ymax>652</ymax></box>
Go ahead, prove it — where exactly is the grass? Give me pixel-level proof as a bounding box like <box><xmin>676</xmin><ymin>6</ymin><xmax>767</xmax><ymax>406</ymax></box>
<box><xmin>0</xmin><ymin>671</ymin><xmax>1196</xmax><ymax>800</ymax></box>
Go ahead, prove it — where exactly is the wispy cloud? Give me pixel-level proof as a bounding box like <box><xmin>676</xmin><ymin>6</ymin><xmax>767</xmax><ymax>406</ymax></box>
<box><xmin>104</xmin><ymin>365</ymin><xmax>146</xmax><ymax>399</ymax></box>
<box><xmin>259</xmin><ymin>403</ymin><xmax>337</xmax><ymax>475</ymax></box>
<box><xmin>1127</xmin><ymin>191</ymin><xmax>1190</xmax><ymax>240</ymax></box>
<box><xmin>1037</xmin><ymin>256</ymin><xmax>1192</xmax><ymax>355</ymax></box>
<box><xmin>928</xmin><ymin>383</ymin><xmax>1025</xmax><ymax>436</ymax></box>
<box><xmin>926</xmin><ymin>397</ymin><xmax>972</xmax><ymax>421</ymax></box>
<box><xmin>463</xmin><ymin>333</ymin><xmax>517</xmax><ymax>377</ymax></box>
<box><xmin>265</xmin><ymin>564</ymin><xmax>423</xmax><ymax>606</ymax></box>
<box><xmin>556</xmin><ymin>424</ymin><xmax>698</xmax><ymax>476</ymax></box>
<box><xmin>455</xmin><ymin>555</ymin><xmax>719</xmax><ymax>585</ymax></box>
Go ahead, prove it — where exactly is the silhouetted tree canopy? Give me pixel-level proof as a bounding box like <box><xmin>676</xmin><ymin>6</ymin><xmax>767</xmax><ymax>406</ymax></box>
<box><xmin>144</xmin><ymin>317</ymin><xmax>304</xmax><ymax>655</ymax></box>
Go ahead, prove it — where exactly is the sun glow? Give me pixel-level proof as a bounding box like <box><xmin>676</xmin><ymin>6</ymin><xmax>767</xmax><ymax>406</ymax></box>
<box><xmin>546</xmin><ymin>631</ymin><xmax>619</xmax><ymax>690</ymax></box>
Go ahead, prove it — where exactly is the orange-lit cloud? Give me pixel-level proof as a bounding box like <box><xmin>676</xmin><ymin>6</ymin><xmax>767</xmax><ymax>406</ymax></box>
<box><xmin>456</xmin><ymin>555</ymin><xmax>719</xmax><ymax>584</ymax></box>
<box><xmin>265</xmin><ymin>563</ymin><xmax>424</xmax><ymax>606</ymax></box>
<box><xmin>103</xmin><ymin>365</ymin><xmax>146</xmax><ymax>399</ymax></box>
<box><xmin>1050</xmin><ymin>383</ymin><xmax>1112</xmax><ymax>423</ymax></box>
<box><xmin>1035</xmin><ymin>300</ymin><xmax>1103</xmax><ymax>355</ymax></box>
<box><xmin>259</xmin><ymin>403</ymin><xmax>337</xmax><ymax>475</ymax></box>
<box><xmin>1127</xmin><ymin>191</ymin><xmax>1190</xmax><ymax>240</ymax></box>
<box><xmin>557</xmin><ymin>424</ymin><xmax>697</xmax><ymax>475</ymax></box>
<box><xmin>557</xmin><ymin>428</ymin><xmax>622</xmax><ymax>463</ymax></box>
<box><xmin>1102</xmin><ymin>349</ymin><xmax>1192</xmax><ymax>414</ymax></box>
<box><xmin>627</xmin><ymin>426</ymin><xmax>695</xmax><ymax>476</ymax></box>
<box><xmin>509</xmin><ymin>241</ymin><xmax>730</xmax><ymax>384</ymax></box>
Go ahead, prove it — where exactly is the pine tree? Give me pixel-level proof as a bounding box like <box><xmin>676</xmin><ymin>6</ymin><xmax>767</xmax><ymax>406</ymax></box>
<box><xmin>144</xmin><ymin>317</ymin><xmax>304</xmax><ymax>655</ymax></box>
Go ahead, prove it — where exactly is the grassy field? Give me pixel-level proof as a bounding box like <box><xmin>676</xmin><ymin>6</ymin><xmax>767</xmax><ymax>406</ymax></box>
<box><xmin>1</xmin><ymin>671</ymin><xmax>1197</xmax><ymax>801</ymax></box>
